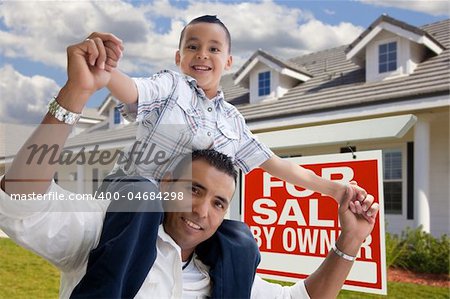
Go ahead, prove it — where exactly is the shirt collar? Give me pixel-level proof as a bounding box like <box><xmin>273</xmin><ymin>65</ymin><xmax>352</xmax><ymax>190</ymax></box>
<box><xmin>183</xmin><ymin>74</ymin><xmax>225</xmax><ymax>102</ymax></box>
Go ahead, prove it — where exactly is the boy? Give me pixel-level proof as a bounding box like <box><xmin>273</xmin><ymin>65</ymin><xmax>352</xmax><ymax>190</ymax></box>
<box><xmin>89</xmin><ymin>15</ymin><xmax>371</xmax><ymax>215</ymax></box>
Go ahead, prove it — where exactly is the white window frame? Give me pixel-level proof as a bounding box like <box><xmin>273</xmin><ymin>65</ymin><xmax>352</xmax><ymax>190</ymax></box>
<box><xmin>373</xmin><ymin>37</ymin><xmax>403</xmax><ymax>80</ymax></box>
<box><xmin>382</xmin><ymin>147</ymin><xmax>407</xmax><ymax>216</ymax></box>
<box><xmin>257</xmin><ymin>71</ymin><xmax>271</xmax><ymax>97</ymax></box>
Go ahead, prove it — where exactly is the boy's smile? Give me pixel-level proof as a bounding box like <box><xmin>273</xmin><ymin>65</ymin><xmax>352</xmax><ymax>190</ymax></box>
<box><xmin>176</xmin><ymin>22</ymin><xmax>233</xmax><ymax>99</ymax></box>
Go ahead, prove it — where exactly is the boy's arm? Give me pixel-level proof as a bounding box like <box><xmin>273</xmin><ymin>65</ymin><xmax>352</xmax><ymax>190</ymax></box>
<box><xmin>260</xmin><ymin>155</ymin><xmax>371</xmax><ymax>219</ymax></box>
<box><xmin>107</xmin><ymin>68</ymin><xmax>138</xmax><ymax>104</ymax></box>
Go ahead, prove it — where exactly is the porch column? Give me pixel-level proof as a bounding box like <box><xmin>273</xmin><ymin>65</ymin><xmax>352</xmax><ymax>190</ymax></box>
<box><xmin>413</xmin><ymin>117</ymin><xmax>430</xmax><ymax>233</ymax></box>
<box><xmin>77</xmin><ymin>164</ymin><xmax>85</xmax><ymax>194</ymax></box>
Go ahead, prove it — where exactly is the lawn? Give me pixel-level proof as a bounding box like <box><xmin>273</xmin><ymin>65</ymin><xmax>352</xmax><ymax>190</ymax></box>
<box><xmin>1</xmin><ymin>238</ymin><xmax>448</xmax><ymax>298</ymax></box>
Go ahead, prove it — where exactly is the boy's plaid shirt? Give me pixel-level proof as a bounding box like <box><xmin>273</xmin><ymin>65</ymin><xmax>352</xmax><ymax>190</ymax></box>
<box><xmin>116</xmin><ymin>70</ymin><xmax>273</xmax><ymax>181</ymax></box>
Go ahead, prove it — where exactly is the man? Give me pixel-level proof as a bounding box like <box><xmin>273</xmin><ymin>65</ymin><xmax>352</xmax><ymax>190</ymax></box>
<box><xmin>0</xmin><ymin>23</ymin><xmax>379</xmax><ymax>298</ymax></box>
<box><xmin>1</xmin><ymin>149</ymin><xmax>378</xmax><ymax>298</ymax></box>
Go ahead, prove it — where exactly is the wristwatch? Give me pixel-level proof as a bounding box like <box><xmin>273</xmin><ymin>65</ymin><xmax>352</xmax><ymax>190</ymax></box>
<box><xmin>48</xmin><ymin>97</ymin><xmax>81</xmax><ymax>125</ymax></box>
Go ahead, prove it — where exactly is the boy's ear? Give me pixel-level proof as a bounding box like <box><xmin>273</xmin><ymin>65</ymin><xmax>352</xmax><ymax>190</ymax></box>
<box><xmin>175</xmin><ymin>50</ymin><xmax>181</xmax><ymax>66</ymax></box>
<box><xmin>224</xmin><ymin>55</ymin><xmax>233</xmax><ymax>71</ymax></box>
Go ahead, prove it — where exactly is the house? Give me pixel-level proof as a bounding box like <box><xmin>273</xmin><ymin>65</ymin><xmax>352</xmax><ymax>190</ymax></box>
<box><xmin>1</xmin><ymin>15</ymin><xmax>448</xmax><ymax>237</ymax></box>
<box><xmin>223</xmin><ymin>15</ymin><xmax>449</xmax><ymax>237</ymax></box>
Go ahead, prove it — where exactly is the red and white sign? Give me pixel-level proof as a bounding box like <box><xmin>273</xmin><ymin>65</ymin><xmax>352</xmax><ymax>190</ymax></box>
<box><xmin>242</xmin><ymin>151</ymin><xmax>387</xmax><ymax>295</ymax></box>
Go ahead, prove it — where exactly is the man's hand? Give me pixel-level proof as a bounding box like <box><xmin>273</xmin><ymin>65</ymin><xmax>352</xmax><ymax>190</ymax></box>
<box><xmin>339</xmin><ymin>181</ymin><xmax>379</xmax><ymax>243</ymax></box>
<box><xmin>63</xmin><ymin>32</ymin><xmax>123</xmax><ymax>111</ymax></box>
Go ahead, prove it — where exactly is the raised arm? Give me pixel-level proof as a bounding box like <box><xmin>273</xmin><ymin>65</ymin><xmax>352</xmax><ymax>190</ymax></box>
<box><xmin>85</xmin><ymin>32</ymin><xmax>138</xmax><ymax>104</ymax></box>
<box><xmin>304</xmin><ymin>182</ymin><xmax>379</xmax><ymax>299</ymax></box>
<box><xmin>1</xmin><ymin>34</ymin><xmax>123</xmax><ymax>196</ymax></box>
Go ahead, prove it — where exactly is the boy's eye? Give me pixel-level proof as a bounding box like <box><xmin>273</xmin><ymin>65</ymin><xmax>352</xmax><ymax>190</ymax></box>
<box><xmin>186</xmin><ymin>45</ymin><xmax>197</xmax><ymax>50</ymax></box>
<box><xmin>210</xmin><ymin>47</ymin><xmax>220</xmax><ymax>53</ymax></box>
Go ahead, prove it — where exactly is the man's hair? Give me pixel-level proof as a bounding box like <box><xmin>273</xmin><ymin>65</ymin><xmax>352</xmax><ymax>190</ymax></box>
<box><xmin>178</xmin><ymin>15</ymin><xmax>231</xmax><ymax>53</ymax></box>
<box><xmin>171</xmin><ymin>149</ymin><xmax>237</xmax><ymax>183</ymax></box>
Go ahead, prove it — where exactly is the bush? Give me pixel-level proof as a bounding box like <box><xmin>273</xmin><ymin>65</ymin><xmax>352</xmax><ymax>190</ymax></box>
<box><xmin>385</xmin><ymin>231</ymin><xmax>408</xmax><ymax>269</ymax></box>
<box><xmin>388</xmin><ymin>227</ymin><xmax>449</xmax><ymax>274</ymax></box>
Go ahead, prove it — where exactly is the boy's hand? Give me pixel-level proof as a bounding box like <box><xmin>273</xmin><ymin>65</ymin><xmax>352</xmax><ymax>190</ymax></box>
<box><xmin>342</xmin><ymin>181</ymin><xmax>377</xmax><ymax>223</ymax></box>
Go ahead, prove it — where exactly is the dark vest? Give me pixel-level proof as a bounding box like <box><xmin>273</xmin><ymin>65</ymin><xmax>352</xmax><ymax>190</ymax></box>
<box><xmin>70</xmin><ymin>174</ymin><xmax>260</xmax><ymax>299</ymax></box>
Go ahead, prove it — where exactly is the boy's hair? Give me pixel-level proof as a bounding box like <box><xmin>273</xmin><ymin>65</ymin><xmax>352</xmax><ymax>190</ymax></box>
<box><xmin>172</xmin><ymin>149</ymin><xmax>237</xmax><ymax>183</ymax></box>
<box><xmin>178</xmin><ymin>15</ymin><xmax>232</xmax><ymax>53</ymax></box>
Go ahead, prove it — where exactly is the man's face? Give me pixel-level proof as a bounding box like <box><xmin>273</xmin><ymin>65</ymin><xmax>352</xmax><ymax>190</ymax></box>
<box><xmin>162</xmin><ymin>159</ymin><xmax>235</xmax><ymax>256</ymax></box>
<box><xmin>175</xmin><ymin>22</ymin><xmax>233</xmax><ymax>99</ymax></box>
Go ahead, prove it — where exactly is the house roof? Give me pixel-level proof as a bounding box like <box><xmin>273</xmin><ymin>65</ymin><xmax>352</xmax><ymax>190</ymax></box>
<box><xmin>346</xmin><ymin>14</ymin><xmax>444</xmax><ymax>66</ymax></box>
<box><xmin>64</xmin><ymin>122</ymin><xmax>137</xmax><ymax>149</ymax></box>
<box><xmin>233</xmin><ymin>49</ymin><xmax>312</xmax><ymax>88</ymax></box>
<box><xmin>98</xmin><ymin>94</ymin><xmax>119</xmax><ymax>116</ymax></box>
<box><xmin>80</xmin><ymin>107</ymin><xmax>105</xmax><ymax>122</ymax></box>
<box><xmin>222</xmin><ymin>18</ymin><xmax>449</xmax><ymax>122</ymax></box>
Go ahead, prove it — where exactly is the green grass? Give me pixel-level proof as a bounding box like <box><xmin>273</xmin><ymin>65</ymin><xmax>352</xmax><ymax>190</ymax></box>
<box><xmin>267</xmin><ymin>279</ymin><xmax>449</xmax><ymax>298</ymax></box>
<box><xmin>0</xmin><ymin>238</ymin><xmax>59</xmax><ymax>299</ymax></box>
<box><xmin>1</xmin><ymin>238</ymin><xmax>448</xmax><ymax>299</ymax></box>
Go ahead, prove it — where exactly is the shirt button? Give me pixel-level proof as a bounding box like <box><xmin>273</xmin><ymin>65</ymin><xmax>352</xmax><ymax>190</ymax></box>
<box><xmin>207</xmin><ymin>107</ymin><xmax>213</xmax><ymax>112</ymax></box>
<box><xmin>207</xmin><ymin>132</ymin><xmax>212</xmax><ymax>136</ymax></box>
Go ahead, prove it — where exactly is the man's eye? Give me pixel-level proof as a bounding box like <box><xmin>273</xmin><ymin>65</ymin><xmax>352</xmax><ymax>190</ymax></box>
<box><xmin>191</xmin><ymin>186</ymin><xmax>199</xmax><ymax>195</ymax></box>
<box><xmin>215</xmin><ymin>200</ymin><xmax>224</xmax><ymax>209</ymax></box>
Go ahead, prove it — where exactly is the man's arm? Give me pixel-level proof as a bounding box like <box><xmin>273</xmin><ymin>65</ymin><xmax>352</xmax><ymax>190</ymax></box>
<box><xmin>1</xmin><ymin>34</ymin><xmax>123</xmax><ymax>196</ymax></box>
<box><xmin>304</xmin><ymin>182</ymin><xmax>379</xmax><ymax>298</ymax></box>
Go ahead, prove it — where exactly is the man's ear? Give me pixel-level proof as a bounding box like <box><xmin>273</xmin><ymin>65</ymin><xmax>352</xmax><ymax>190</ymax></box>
<box><xmin>175</xmin><ymin>50</ymin><xmax>181</xmax><ymax>66</ymax></box>
<box><xmin>160</xmin><ymin>172</ymin><xmax>174</xmax><ymax>193</ymax></box>
<box><xmin>224</xmin><ymin>55</ymin><xmax>233</xmax><ymax>71</ymax></box>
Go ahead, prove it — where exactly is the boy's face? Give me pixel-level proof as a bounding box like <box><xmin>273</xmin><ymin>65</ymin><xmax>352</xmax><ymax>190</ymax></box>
<box><xmin>176</xmin><ymin>22</ymin><xmax>233</xmax><ymax>99</ymax></box>
<box><xmin>161</xmin><ymin>159</ymin><xmax>235</xmax><ymax>258</ymax></box>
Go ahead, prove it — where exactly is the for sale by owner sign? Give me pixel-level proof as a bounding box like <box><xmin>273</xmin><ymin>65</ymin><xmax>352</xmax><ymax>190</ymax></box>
<box><xmin>242</xmin><ymin>151</ymin><xmax>387</xmax><ymax>295</ymax></box>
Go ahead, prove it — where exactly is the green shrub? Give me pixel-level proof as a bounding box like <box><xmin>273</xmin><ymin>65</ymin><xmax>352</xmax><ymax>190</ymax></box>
<box><xmin>392</xmin><ymin>227</ymin><xmax>449</xmax><ymax>274</ymax></box>
<box><xmin>385</xmin><ymin>231</ymin><xmax>408</xmax><ymax>269</ymax></box>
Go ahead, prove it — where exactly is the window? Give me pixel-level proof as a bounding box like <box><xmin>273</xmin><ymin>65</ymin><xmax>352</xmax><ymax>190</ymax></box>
<box><xmin>114</xmin><ymin>107</ymin><xmax>121</xmax><ymax>124</ymax></box>
<box><xmin>258</xmin><ymin>71</ymin><xmax>271</xmax><ymax>96</ymax></box>
<box><xmin>383</xmin><ymin>150</ymin><xmax>402</xmax><ymax>214</ymax></box>
<box><xmin>378</xmin><ymin>42</ymin><xmax>397</xmax><ymax>73</ymax></box>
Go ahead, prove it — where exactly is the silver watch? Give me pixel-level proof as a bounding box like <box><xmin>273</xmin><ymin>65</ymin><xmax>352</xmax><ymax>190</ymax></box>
<box><xmin>48</xmin><ymin>97</ymin><xmax>81</xmax><ymax>125</ymax></box>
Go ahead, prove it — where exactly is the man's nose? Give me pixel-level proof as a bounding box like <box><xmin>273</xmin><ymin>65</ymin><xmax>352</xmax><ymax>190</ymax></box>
<box><xmin>192</xmin><ymin>198</ymin><xmax>209</xmax><ymax>218</ymax></box>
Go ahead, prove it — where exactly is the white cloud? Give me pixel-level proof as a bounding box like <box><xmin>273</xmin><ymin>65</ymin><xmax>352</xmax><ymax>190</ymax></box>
<box><xmin>359</xmin><ymin>0</ymin><xmax>449</xmax><ymax>16</ymax></box>
<box><xmin>0</xmin><ymin>0</ymin><xmax>364</xmax><ymax>75</ymax></box>
<box><xmin>0</xmin><ymin>65</ymin><xmax>60</xmax><ymax>124</ymax></box>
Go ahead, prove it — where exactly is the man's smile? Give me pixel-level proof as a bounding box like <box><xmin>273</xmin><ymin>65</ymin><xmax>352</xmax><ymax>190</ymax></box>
<box><xmin>181</xmin><ymin>216</ymin><xmax>203</xmax><ymax>230</ymax></box>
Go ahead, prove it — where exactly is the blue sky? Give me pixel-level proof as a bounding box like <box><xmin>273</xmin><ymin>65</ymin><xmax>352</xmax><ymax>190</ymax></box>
<box><xmin>0</xmin><ymin>0</ymin><xmax>448</xmax><ymax>124</ymax></box>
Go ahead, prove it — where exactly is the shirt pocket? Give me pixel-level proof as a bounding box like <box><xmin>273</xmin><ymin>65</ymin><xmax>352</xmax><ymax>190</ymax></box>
<box><xmin>159</xmin><ymin>97</ymin><xmax>201</xmax><ymax>135</ymax></box>
<box><xmin>216</xmin><ymin>122</ymin><xmax>239</xmax><ymax>158</ymax></box>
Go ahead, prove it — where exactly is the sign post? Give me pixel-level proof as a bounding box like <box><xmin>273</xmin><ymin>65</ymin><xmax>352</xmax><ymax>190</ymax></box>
<box><xmin>242</xmin><ymin>151</ymin><xmax>387</xmax><ymax>295</ymax></box>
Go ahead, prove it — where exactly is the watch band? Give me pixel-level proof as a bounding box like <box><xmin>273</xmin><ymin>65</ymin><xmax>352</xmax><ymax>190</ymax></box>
<box><xmin>332</xmin><ymin>245</ymin><xmax>356</xmax><ymax>262</ymax></box>
<box><xmin>48</xmin><ymin>97</ymin><xmax>81</xmax><ymax>125</ymax></box>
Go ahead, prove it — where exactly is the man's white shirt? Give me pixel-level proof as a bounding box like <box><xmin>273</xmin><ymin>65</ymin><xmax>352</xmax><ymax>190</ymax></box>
<box><xmin>0</xmin><ymin>180</ymin><xmax>310</xmax><ymax>298</ymax></box>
